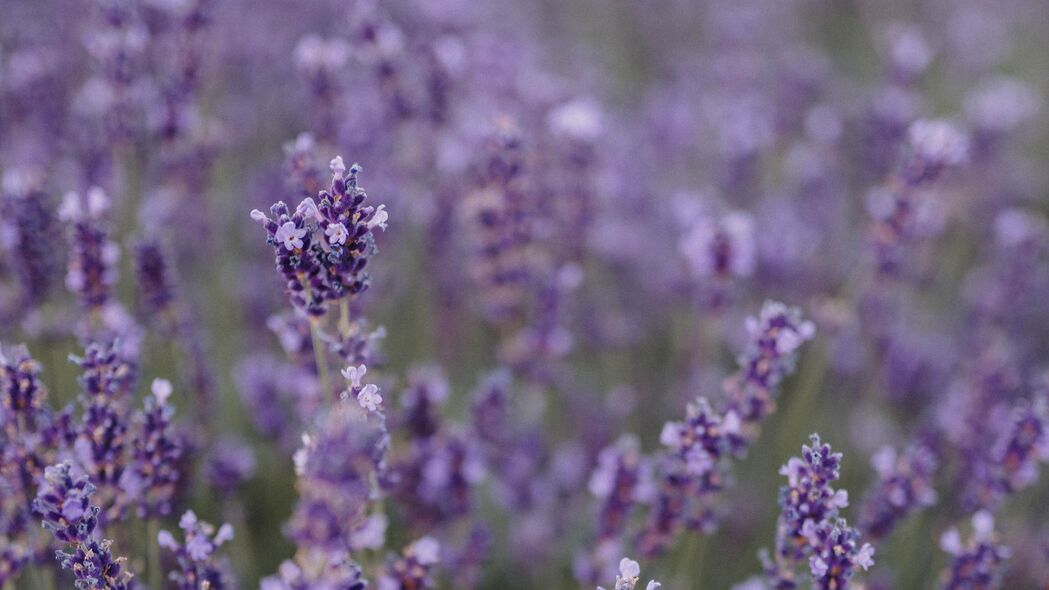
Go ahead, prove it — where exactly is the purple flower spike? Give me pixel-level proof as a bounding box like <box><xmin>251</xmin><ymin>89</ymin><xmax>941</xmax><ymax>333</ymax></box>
<box><xmin>158</xmin><ymin>509</ymin><xmax>235</xmax><ymax>590</ymax></box>
<box><xmin>726</xmin><ymin>301</ymin><xmax>816</xmax><ymax>428</ymax></box>
<box><xmin>761</xmin><ymin>435</ymin><xmax>873</xmax><ymax>589</ymax></box>
<box><xmin>121</xmin><ymin>378</ymin><xmax>184</xmax><ymax>518</ymax></box>
<box><xmin>250</xmin><ymin>157</ymin><xmax>387</xmax><ymax>317</ymax></box>
<box><xmin>378</xmin><ymin>536</ymin><xmax>441</xmax><ymax>590</ymax></box>
<box><xmin>939</xmin><ymin>511</ymin><xmax>1010</xmax><ymax>590</ymax></box>
<box><xmin>32</xmin><ymin>462</ymin><xmax>99</xmax><ymax>545</ymax></box>
<box><xmin>34</xmin><ymin>462</ymin><xmax>134</xmax><ymax>589</ymax></box>
<box><xmin>858</xmin><ymin>441</ymin><xmax>939</xmax><ymax>540</ymax></box>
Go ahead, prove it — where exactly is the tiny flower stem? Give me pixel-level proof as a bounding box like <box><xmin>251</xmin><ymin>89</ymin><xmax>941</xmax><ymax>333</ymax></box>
<box><xmin>311</xmin><ymin>321</ymin><xmax>332</xmax><ymax>398</ymax></box>
<box><xmin>147</xmin><ymin>518</ymin><xmax>163</xmax><ymax>590</ymax></box>
<box><xmin>338</xmin><ymin>298</ymin><xmax>351</xmax><ymax>338</ymax></box>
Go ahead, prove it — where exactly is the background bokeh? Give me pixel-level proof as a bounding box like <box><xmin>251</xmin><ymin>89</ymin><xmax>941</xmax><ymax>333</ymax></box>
<box><xmin>3</xmin><ymin>0</ymin><xmax>1049</xmax><ymax>588</ymax></box>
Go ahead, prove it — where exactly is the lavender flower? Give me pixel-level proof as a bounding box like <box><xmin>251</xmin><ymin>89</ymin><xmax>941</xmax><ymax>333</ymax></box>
<box><xmin>33</xmin><ymin>462</ymin><xmax>134</xmax><ymax>589</ymax></box>
<box><xmin>939</xmin><ymin>511</ymin><xmax>1010</xmax><ymax>590</ymax></box>
<box><xmin>158</xmin><ymin>510</ymin><xmax>235</xmax><ymax>590</ymax></box>
<box><xmin>260</xmin><ymin>551</ymin><xmax>366</xmax><ymax>590</ymax></box>
<box><xmin>679</xmin><ymin>209</ymin><xmax>756</xmax><ymax>283</ymax></box>
<box><xmin>133</xmin><ymin>238</ymin><xmax>177</xmax><ymax>322</ymax></box>
<box><xmin>377</xmin><ymin>536</ymin><xmax>441</xmax><ymax>590</ymax></box>
<box><xmin>762</xmin><ymin>435</ymin><xmax>873</xmax><ymax>589</ymax></box>
<box><xmin>286</xmin><ymin>399</ymin><xmax>389</xmax><ymax>553</ymax></box>
<box><xmin>205</xmin><ymin>436</ymin><xmax>256</xmax><ymax>497</ymax></box>
<box><xmin>597</xmin><ymin>557</ymin><xmax>662</xmax><ymax>590</ymax></box>
<box><xmin>0</xmin><ymin>180</ymin><xmax>61</xmax><ymax>309</ymax></box>
<box><xmin>963</xmin><ymin>395</ymin><xmax>1049</xmax><ymax>512</ymax></box>
<box><xmin>250</xmin><ymin>158</ymin><xmax>387</xmax><ymax>317</ymax></box>
<box><xmin>61</xmin><ymin>188</ymin><xmax>120</xmax><ymax>314</ymax></box>
<box><xmin>590</xmin><ymin>435</ymin><xmax>654</xmax><ymax>542</ymax></box>
<box><xmin>857</xmin><ymin>441</ymin><xmax>938</xmax><ymax>540</ymax></box>
<box><xmin>121</xmin><ymin>378</ymin><xmax>184</xmax><ymax>518</ymax></box>
<box><xmin>725</xmin><ymin>301</ymin><xmax>816</xmax><ymax>429</ymax></box>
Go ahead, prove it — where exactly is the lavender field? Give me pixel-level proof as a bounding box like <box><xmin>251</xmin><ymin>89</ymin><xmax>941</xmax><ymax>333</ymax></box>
<box><xmin>2</xmin><ymin>0</ymin><xmax>1049</xmax><ymax>588</ymax></box>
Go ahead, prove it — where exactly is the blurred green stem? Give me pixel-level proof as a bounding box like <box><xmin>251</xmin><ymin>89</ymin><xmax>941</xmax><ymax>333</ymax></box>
<box><xmin>338</xmin><ymin>299</ymin><xmax>351</xmax><ymax>338</ymax></box>
<box><xmin>311</xmin><ymin>323</ymin><xmax>331</xmax><ymax>397</ymax></box>
<box><xmin>684</xmin><ymin>533</ymin><xmax>709</xmax><ymax>585</ymax></box>
<box><xmin>777</xmin><ymin>342</ymin><xmax>827</xmax><ymax>452</ymax></box>
<box><xmin>32</xmin><ymin>568</ymin><xmax>54</xmax><ymax>590</ymax></box>
<box><xmin>147</xmin><ymin>518</ymin><xmax>162</xmax><ymax>590</ymax></box>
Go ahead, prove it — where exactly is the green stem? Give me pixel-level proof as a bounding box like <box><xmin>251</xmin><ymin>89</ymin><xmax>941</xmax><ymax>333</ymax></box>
<box><xmin>338</xmin><ymin>299</ymin><xmax>351</xmax><ymax>338</ymax></box>
<box><xmin>311</xmin><ymin>322</ymin><xmax>331</xmax><ymax>398</ymax></box>
<box><xmin>4</xmin><ymin>579</ymin><xmax>15</xmax><ymax>590</ymax></box>
<box><xmin>32</xmin><ymin>568</ymin><xmax>55</xmax><ymax>590</ymax></box>
<box><xmin>147</xmin><ymin>519</ymin><xmax>162</xmax><ymax>590</ymax></box>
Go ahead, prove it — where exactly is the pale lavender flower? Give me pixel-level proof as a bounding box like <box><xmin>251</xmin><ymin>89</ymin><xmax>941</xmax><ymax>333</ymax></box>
<box><xmin>940</xmin><ymin>511</ymin><xmax>1010</xmax><ymax>590</ymax></box>
<box><xmin>158</xmin><ymin>510</ymin><xmax>235</xmax><ymax>590</ymax></box>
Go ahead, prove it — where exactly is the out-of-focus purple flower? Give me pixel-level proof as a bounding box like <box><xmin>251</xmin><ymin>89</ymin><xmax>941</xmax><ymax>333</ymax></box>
<box><xmin>205</xmin><ymin>436</ymin><xmax>256</xmax><ymax>497</ymax></box>
<box><xmin>286</xmin><ymin>399</ymin><xmax>389</xmax><ymax>553</ymax></box>
<box><xmin>939</xmin><ymin>511</ymin><xmax>1010</xmax><ymax>590</ymax></box>
<box><xmin>61</xmin><ymin>188</ymin><xmax>120</xmax><ymax>314</ymax></box>
<box><xmin>857</xmin><ymin>441</ymin><xmax>939</xmax><ymax>540</ymax></box>
<box><xmin>963</xmin><ymin>395</ymin><xmax>1049</xmax><ymax>513</ymax></box>
<box><xmin>377</xmin><ymin>536</ymin><xmax>441</xmax><ymax>590</ymax></box>
<box><xmin>0</xmin><ymin>177</ymin><xmax>61</xmax><ymax>311</ymax></box>
<box><xmin>726</xmin><ymin>301</ymin><xmax>816</xmax><ymax>429</ymax></box>
<box><xmin>590</xmin><ymin>435</ymin><xmax>654</xmax><ymax>541</ymax></box>
<box><xmin>260</xmin><ymin>551</ymin><xmax>366</xmax><ymax>590</ymax></box>
<box><xmin>679</xmin><ymin>209</ymin><xmax>756</xmax><ymax>283</ymax></box>
<box><xmin>460</xmin><ymin>123</ymin><xmax>536</xmax><ymax>325</ymax></box>
<box><xmin>121</xmin><ymin>378</ymin><xmax>184</xmax><ymax>518</ymax></box>
<box><xmin>158</xmin><ymin>509</ymin><xmax>235</xmax><ymax>590</ymax></box>
<box><xmin>133</xmin><ymin>238</ymin><xmax>177</xmax><ymax>322</ymax></box>
<box><xmin>596</xmin><ymin>557</ymin><xmax>661</xmax><ymax>590</ymax></box>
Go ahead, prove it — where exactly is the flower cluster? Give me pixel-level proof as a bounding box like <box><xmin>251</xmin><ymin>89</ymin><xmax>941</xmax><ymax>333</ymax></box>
<box><xmin>857</xmin><ymin>441</ymin><xmax>939</xmax><ymax>540</ymax></box>
<box><xmin>121</xmin><ymin>378</ymin><xmax>184</xmax><ymax>518</ymax></box>
<box><xmin>250</xmin><ymin>157</ymin><xmax>387</xmax><ymax>317</ymax></box>
<box><xmin>762</xmin><ymin>435</ymin><xmax>873</xmax><ymax>589</ymax></box>
<box><xmin>939</xmin><ymin>512</ymin><xmax>1010</xmax><ymax>590</ymax></box>
<box><xmin>597</xmin><ymin>557</ymin><xmax>661</xmax><ymax>590</ymax></box>
<box><xmin>158</xmin><ymin>510</ymin><xmax>235</xmax><ymax>590</ymax></box>
<box><xmin>33</xmin><ymin>462</ymin><xmax>133</xmax><ymax>589</ymax></box>
<box><xmin>377</xmin><ymin>536</ymin><xmax>441</xmax><ymax>590</ymax></box>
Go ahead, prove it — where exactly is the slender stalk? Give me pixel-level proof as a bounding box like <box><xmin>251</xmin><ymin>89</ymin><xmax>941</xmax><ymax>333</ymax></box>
<box><xmin>147</xmin><ymin>519</ymin><xmax>162</xmax><ymax>590</ymax></box>
<box><xmin>32</xmin><ymin>568</ymin><xmax>55</xmax><ymax>590</ymax></box>
<box><xmin>338</xmin><ymin>299</ymin><xmax>351</xmax><ymax>338</ymax></box>
<box><xmin>311</xmin><ymin>322</ymin><xmax>331</xmax><ymax>398</ymax></box>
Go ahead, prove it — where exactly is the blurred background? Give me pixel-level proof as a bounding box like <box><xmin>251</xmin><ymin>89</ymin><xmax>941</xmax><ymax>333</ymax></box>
<box><xmin>3</xmin><ymin>0</ymin><xmax>1049</xmax><ymax>588</ymax></box>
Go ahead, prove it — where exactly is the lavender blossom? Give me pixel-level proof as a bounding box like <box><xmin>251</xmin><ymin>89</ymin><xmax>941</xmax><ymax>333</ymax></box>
<box><xmin>205</xmin><ymin>436</ymin><xmax>256</xmax><ymax>497</ymax></box>
<box><xmin>157</xmin><ymin>510</ymin><xmax>235</xmax><ymax>590</ymax></box>
<box><xmin>61</xmin><ymin>188</ymin><xmax>120</xmax><ymax>314</ymax></box>
<box><xmin>260</xmin><ymin>551</ymin><xmax>366</xmax><ymax>590</ymax></box>
<box><xmin>249</xmin><ymin>157</ymin><xmax>387</xmax><ymax>317</ymax></box>
<box><xmin>963</xmin><ymin>395</ymin><xmax>1049</xmax><ymax>513</ymax></box>
<box><xmin>597</xmin><ymin>557</ymin><xmax>662</xmax><ymax>590</ymax></box>
<box><xmin>33</xmin><ymin>462</ymin><xmax>134</xmax><ymax>589</ymax></box>
<box><xmin>377</xmin><ymin>536</ymin><xmax>441</xmax><ymax>590</ymax></box>
<box><xmin>939</xmin><ymin>511</ymin><xmax>1010</xmax><ymax>590</ymax></box>
<box><xmin>726</xmin><ymin>301</ymin><xmax>816</xmax><ymax>433</ymax></box>
<box><xmin>762</xmin><ymin>435</ymin><xmax>873</xmax><ymax>589</ymax></box>
<box><xmin>0</xmin><ymin>179</ymin><xmax>61</xmax><ymax>309</ymax></box>
<box><xmin>590</xmin><ymin>436</ymin><xmax>654</xmax><ymax>542</ymax></box>
<box><xmin>121</xmin><ymin>378</ymin><xmax>184</xmax><ymax>518</ymax></box>
<box><xmin>857</xmin><ymin>441</ymin><xmax>938</xmax><ymax>540</ymax></box>
<box><xmin>286</xmin><ymin>397</ymin><xmax>389</xmax><ymax>553</ymax></box>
